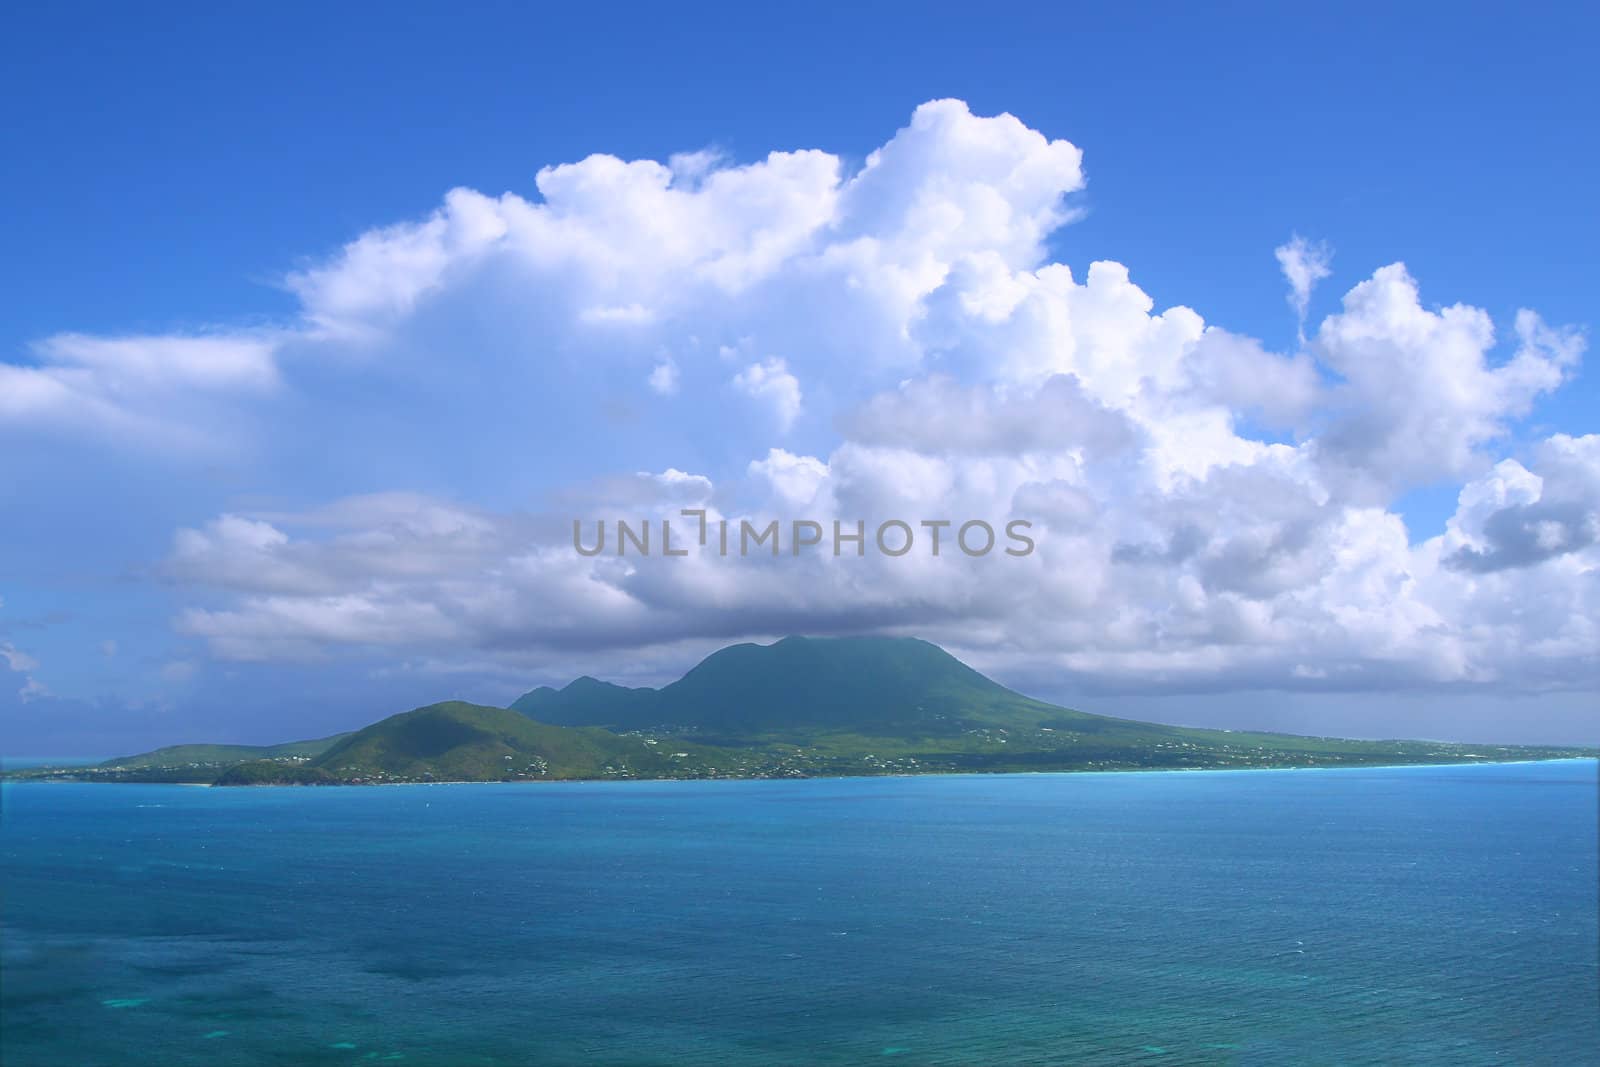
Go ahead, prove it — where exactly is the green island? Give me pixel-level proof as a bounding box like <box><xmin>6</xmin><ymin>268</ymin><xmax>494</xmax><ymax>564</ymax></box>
<box><xmin>6</xmin><ymin>637</ymin><xmax>1593</xmax><ymax>786</ymax></box>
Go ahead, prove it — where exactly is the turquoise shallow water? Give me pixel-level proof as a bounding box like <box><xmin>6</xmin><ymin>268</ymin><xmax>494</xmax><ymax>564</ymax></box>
<box><xmin>2</xmin><ymin>761</ymin><xmax>1596</xmax><ymax>1066</ymax></box>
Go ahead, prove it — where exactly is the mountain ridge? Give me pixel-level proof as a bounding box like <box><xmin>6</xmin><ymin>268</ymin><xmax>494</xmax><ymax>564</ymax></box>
<box><xmin>511</xmin><ymin>635</ymin><xmax>1070</xmax><ymax>738</ymax></box>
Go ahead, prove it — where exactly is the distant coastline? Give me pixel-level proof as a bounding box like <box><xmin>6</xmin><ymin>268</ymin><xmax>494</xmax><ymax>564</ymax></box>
<box><xmin>7</xmin><ymin>637</ymin><xmax>1594</xmax><ymax>789</ymax></box>
<box><xmin>6</xmin><ymin>755</ymin><xmax>1594</xmax><ymax>790</ymax></box>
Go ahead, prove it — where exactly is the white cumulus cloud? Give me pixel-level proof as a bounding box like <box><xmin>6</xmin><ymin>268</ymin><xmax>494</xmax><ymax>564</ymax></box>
<box><xmin>3</xmin><ymin>100</ymin><xmax>1592</xmax><ymax>705</ymax></box>
<box><xmin>731</xmin><ymin>358</ymin><xmax>803</xmax><ymax>432</ymax></box>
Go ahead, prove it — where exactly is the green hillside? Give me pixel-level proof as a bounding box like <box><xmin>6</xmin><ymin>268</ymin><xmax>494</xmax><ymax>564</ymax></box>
<box><xmin>221</xmin><ymin>701</ymin><xmax>754</xmax><ymax>784</ymax></box>
<box><xmin>18</xmin><ymin>733</ymin><xmax>358</xmax><ymax>782</ymax></box>
<box><xmin>102</xmin><ymin>734</ymin><xmax>349</xmax><ymax>770</ymax></box>
<box><xmin>512</xmin><ymin>676</ymin><xmax>658</xmax><ymax>724</ymax></box>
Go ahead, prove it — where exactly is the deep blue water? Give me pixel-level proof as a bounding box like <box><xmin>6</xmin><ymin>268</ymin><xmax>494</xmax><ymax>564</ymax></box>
<box><xmin>2</xmin><ymin>761</ymin><xmax>1596</xmax><ymax>1066</ymax></box>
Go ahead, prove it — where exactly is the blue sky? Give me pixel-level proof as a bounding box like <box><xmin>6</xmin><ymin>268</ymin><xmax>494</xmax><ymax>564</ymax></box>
<box><xmin>2</xmin><ymin>3</ymin><xmax>1596</xmax><ymax>754</ymax></box>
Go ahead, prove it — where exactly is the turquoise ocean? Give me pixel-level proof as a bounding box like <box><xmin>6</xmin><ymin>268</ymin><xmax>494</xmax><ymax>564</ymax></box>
<box><xmin>2</xmin><ymin>760</ymin><xmax>1596</xmax><ymax>1065</ymax></box>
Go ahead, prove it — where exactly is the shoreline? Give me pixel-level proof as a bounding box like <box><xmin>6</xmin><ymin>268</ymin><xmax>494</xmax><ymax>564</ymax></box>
<box><xmin>4</xmin><ymin>755</ymin><xmax>1593</xmax><ymax>789</ymax></box>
